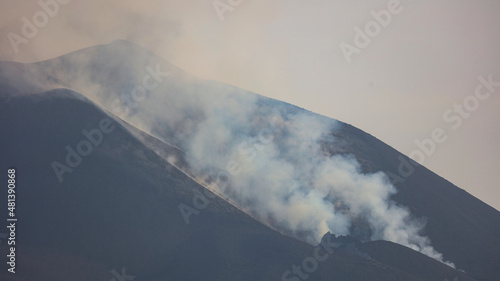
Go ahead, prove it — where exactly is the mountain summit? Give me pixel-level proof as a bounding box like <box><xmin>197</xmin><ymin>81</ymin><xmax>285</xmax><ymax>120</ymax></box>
<box><xmin>1</xmin><ymin>40</ymin><xmax>498</xmax><ymax>281</ymax></box>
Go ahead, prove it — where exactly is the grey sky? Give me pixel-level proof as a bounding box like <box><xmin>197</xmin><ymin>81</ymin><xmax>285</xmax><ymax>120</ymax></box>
<box><xmin>1</xmin><ymin>0</ymin><xmax>499</xmax><ymax>210</ymax></box>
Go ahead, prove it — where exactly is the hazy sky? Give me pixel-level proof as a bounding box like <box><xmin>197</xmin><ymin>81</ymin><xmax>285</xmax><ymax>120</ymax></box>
<box><xmin>1</xmin><ymin>0</ymin><xmax>499</xmax><ymax>210</ymax></box>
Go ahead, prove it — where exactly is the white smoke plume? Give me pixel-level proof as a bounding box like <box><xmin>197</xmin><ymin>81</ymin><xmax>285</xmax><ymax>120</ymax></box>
<box><xmin>178</xmin><ymin>91</ymin><xmax>454</xmax><ymax>267</ymax></box>
<box><xmin>9</xmin><ymin>42</ymin><xmax>454</xmax><ymax>267</ymax></box>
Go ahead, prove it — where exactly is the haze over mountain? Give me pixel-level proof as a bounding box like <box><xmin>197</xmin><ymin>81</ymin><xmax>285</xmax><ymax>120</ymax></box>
<box><xmin>1</xmin><ymin>41</ymin><xmax>499</xmax><ymax>281</ymax></box>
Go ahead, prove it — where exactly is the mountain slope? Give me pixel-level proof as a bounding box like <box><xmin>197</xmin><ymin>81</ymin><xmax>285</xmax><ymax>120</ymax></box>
<box><xmin>0</xmin><ymin>40</ymin><xmax>498</xmax><ymax>280</ymax></box>
<box><xmin>0</xmin><ymin>88</ymin><xmax>474</xmax><ymax>281</ymax></box>
<box><xmin>328</xmin><ymin>123</ymin><xmax>500</xmax><ymax>279</ymax></box>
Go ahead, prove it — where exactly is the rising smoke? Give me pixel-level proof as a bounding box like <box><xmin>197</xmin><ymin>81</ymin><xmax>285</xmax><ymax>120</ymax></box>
<box><xmin>177</xmin><ymin>91</ymin><xmax>454</xmax><ymax>267</ymax></box>
<box><xmin>7</xmin><ymin>41</ymin><xmax>454</xmax><ymax>267</ymax></box>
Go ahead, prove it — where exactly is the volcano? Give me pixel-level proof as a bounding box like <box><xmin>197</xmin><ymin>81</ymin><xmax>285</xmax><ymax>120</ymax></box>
<box><xmin>0</xmin><ymin>40</ymin><xmax>498</xmax><ymax>281</ymax></box>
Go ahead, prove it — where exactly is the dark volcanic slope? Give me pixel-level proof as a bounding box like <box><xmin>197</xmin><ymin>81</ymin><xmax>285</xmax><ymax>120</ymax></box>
<box><xmin>327</xmin><ymin>124</ymin><xmax>500</xmax><ymax>280</ymax></box>
<box><xmin>0</xmin><ymin>40</ymin><xmax>498</xmax><ymax>280</ymax></box>
<box><xmin>0</xmin><ymin>89</ymin><xmax>472</xmax><ymax>281</ymax></box>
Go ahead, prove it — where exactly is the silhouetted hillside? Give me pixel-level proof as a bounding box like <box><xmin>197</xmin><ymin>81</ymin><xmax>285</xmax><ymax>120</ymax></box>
<box><xmin>1</xmin><ymin>40</ymin><xmax>498</xmax><ymax>280</ymax></box>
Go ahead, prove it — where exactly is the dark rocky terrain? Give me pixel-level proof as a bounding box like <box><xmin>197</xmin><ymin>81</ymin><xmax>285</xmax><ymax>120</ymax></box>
<box><xmin>1</xmin><ymin>41</ymin><xmax>498</xmax><ymax>280</ymax></box>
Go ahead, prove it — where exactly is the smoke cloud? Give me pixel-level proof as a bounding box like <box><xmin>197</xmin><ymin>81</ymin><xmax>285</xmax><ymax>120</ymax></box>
<box><xmin>174</xmin><ymin>90</ymin><xmax>454</xmax><ymax>267</ymax></box>
<box><xmin>2</xmin><ymin>40</ymin><xmax>454</xmax><ymax>267</ymax></box>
